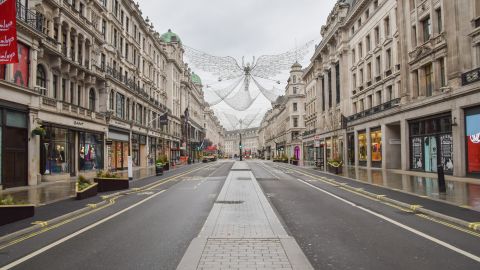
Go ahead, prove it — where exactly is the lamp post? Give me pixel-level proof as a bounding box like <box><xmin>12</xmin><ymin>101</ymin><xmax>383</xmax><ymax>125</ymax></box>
<box><xmin>239</xmin><ymin>119</ymin><xmax>243</xmax><ymax>161</ymax></box>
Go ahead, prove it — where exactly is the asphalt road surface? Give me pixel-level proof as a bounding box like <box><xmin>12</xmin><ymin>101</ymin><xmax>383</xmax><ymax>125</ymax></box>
<box><xmin>0</xmin><ymin>161</ymin><xmax>232</xmax><ymax>270</ymax></box>
<box><xmin>1</xmin><ymin>160</ymin><xmax>479</xmax><ymax>270</ymax></box>
<box><xmin>249</xmin><ymin>161</ymin><xmax>480</xmax><ymax>270</ymax></box>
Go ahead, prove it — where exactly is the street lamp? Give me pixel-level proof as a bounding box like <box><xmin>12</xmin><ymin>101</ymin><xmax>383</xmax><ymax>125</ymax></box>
<box><xmin>239</xmin><ymin>119</ymin><xmax>243</xmax><ymax>161</ymax></box>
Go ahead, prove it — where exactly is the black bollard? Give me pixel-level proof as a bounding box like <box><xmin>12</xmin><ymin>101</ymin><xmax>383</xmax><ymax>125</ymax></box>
<box><xmin>437</xmin><ymin>165</ymin><xmax>446</xmax><ymax>193</ymax></box>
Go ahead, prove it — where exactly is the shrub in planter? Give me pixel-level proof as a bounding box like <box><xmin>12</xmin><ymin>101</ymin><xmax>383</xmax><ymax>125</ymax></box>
<box><xmin>155</xmin><ymin>162</ymin><xmax>164</xmax><ymax>176</ymax></box>
<box><xmin>327</xmin><ymin>160</ymin><xmax>343</xmax><ymax>174</ymax></box>
<box><xmin>94</xmin><ymin>170</ymin><xmax>129</xmax><ymax>192</ymax></box>
<box><xmin>76</xmin><ymin>175</ymin><xmax>98</xmax><ymax>200</ymax></box>
<box><xmin>158</xmin><ymin>155</ymin><xmax>170</xmax><ymax>170</ymax></box>
<box><xmin>291</xmin><ymin>156</ymin><xmax>299</xmax><ymax>166</ymax></box>
<box><xmin>0</xmin><ymin>195</ymin><xmax>35</xmax><ymax>226</ymax></box>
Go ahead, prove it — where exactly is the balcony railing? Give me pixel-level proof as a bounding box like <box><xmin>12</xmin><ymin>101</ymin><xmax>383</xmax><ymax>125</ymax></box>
<box><xmin>347</xmin><ymin>98</ymin><xmax>400</xmax><ymax>122</ymax></box>
<box><xmin>16</xmin><ymin>0</ymin><xmax>43</xmax><ymax>33</ymax></box>
<box><xmin>462</xmin><ymin>66</ymin><xmax>480</xmax><ymax>86</ymax></box>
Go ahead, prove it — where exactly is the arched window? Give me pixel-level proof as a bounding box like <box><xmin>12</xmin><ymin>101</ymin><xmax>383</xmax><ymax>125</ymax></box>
<box><xmin>89</xmin><ymin>88</ymin><xmax>96</xmax><ymax>111</ymax></box>
<box><xmin>292</xmin><ymin>75</ymin><xmax>297</xmax><ymax>84</ymax></box>
<box><xmin>109</xmin><ymin>90</ymin><xmax>114</xmax><ymax>110</ymax></box>
<box><xmin>36</xmin><ymin>64</ymin><xmax>47</xmax><ymax>91</ymax></box>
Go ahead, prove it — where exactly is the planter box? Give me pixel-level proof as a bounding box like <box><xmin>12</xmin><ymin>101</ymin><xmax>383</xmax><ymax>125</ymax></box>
<box><xmin>291</xmin><ymin>160</ymin><xmax>299</xmax><ymax>166</ymax></box>
<box><xmin>94</xmin><ymin>178</ymin><xmax>129</xmax><ymax>192</ymax></box>
<box><xmin>155</xmin><ymin>165</ymin><xmax>164</xmax><ymax>176</ymax></box>
<box><xmin>163</xmin><ymin>163</ymin><xmax>170</xmax><ymax>171</ymax></box>
<box><xmin>282</xmin><ymin>160</ymin><xmax>288</xmax><ymax>163</ymax></box>
<box><xmin>327</xmin><ymin>165</ymin><xmax>343</xmax><ymax>175</ymax></box>
<box><xmin>76</xmin><ymin>183</ymin><xmax>98</xmax><ymax>200</ymax></box>
<box><xmin>0</xmin><ymin>205</ymin><xmax>35</xmax><ymax>226</ymax></box>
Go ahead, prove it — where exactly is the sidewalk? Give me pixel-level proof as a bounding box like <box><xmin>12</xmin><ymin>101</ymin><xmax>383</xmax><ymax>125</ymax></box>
<box><xmin>177</xmin><ymin>162</ymin><xmax>313</xmax><ymax>270</ymax></box>
<box><xmin>0</xmin><ymin>165</ymin><xmax>182</xmax><ymax>206</ymax></box>
<box><xmin>287</xmin><ymin>161</ymin><xmax>480</xmax><ymax>211</ymax></box>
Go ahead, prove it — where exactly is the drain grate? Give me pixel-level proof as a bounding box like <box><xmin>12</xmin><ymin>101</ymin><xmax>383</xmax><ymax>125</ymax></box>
<box><xmin>236</xmin><ymin>177</ymin><xmax>251</xmax><ymax>180</ymax></box>
<box><xmin>215</xmin><ymin>200</ymin><xmax>244</xmax><ymax>204</ymax></box>
<box><xmin>256</xmin><ymin>178</ymin><xmax>278</xmax><ymax>181</ymax></box>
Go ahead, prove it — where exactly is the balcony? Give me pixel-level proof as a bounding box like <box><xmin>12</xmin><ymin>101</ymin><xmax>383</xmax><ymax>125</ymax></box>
<box><xmin>346</xmin><ymin>98</ymin><xmax>400</xmax><ymax>122</ymax></box>
<box><xmin>385</xmin><ymin>69</ymin><xmax>392</xmax><ymax>77</ymax></box>
<box><xmin>462</xmin><ymin>66</ymin><xmax>480</xmax><ymax>86</ymax></box>
<box><xmin>16</xmin><ymin>0</ymin><xmax>43</xmax><ymax>33</ymax></box>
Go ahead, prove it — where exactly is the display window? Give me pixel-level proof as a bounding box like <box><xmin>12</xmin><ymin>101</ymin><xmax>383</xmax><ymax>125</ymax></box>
<box><xmin>40</xmin><ymin>127</ymin><xmax>71</xmax><ymax>175</ymax></box>
<box><xmin>358</xmin><ymin>132</ymin><xmax>367</xmax><ymax>161</ymax></box>
<box><xmin>371</xmin><ymin>130</ymin><xmax>382</xmax><ymax>162</ymax></box>
<box><xmin>466</xmin><ymin>107</ymin><xmax>480</xmax><ymax>175</ymax></box>
<box><xmin>79</xmin><ymin>132</ymin><xmax>104</xmax><ymax>171</ymax></box>
<box><xmin>409</xmin><ymin>114</ymin><xmax>453</xmax><ymax>173</ymax></box>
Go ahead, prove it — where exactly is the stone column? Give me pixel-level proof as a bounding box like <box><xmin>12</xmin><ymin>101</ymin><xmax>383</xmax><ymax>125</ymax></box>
<box><xmin>81</xmin><ymin>39</ymin><xmax>86</xmax><ymax>66</ymax></box>
<box><xmin>30</xmin><ymin>47</ymin><xmax>38</xmax><ymax>89</ymax></box>
<box><xmin>73</xmin><ymin>34</ymin><xmax>79</xmax><ymax>62</ymax></box>
<box><xmin>354</xmin><ymin>130</ymin><xmax>359</xmax><ymax>167</ymax></box>
<box><xmin>452</xmin><ymin>108</ymin><xmax>465</xmax><ymax>177</ymax></box>
<box><xmin>57</xmin><ymin>23</ymin><xmax>62</xmax><ymax>51</ymax></box>
<box><xmin>28</xmin><ymin>111</ymin><xmax>40</xmax><ymax>186</ymax></box>
<box><xmin>400</xmin><ymin>119</ymin><xmax>409</xmax><ymax>171</ymax></box>
<box><xmin>366</xmin><ymin>127</ymin><xmax>372</xmax><ymax>168</ymax></box>
<box><xmin>66</xmin><ymin>28</ymin><xmax>71</xmax><ymax>57</ymax></box>
<box><xmin>381</xmin><ymin>124</ymin><xmax>387</xmax><ymax>170</ymax></box>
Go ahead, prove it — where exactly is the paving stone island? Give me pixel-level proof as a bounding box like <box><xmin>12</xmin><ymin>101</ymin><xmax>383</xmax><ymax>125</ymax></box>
<box><xmin>177</xmin><ymin>161</ymin><xmax>313</xmax><ymax>270</ymax></box>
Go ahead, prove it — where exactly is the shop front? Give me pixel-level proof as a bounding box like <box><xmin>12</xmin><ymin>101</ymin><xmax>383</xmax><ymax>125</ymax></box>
<box><xmin>171</xmin><ymin>141</ymin><xmax>180</xmax><ymax>164</ymax></box>
<box><xmin>466</xmin><ymin>107</ymin><xmax>480</xmax><ymax>177</ymax></box>
<box><xmin>409</xmin><ymin>114</ymin><xmax>453</xmax><ymax>174</ymax></box>
<box><xmin>131</xmin><ymin>133</ymin><xmax>147</xmax><ymax>167</ymax></box>
<box><xmin>107</xmin><ymin>129</ymin><xmax>129</xmax><ymax>171</ymax></box>
<box><xmin>40</xmin><ymin>125</ymin><xmax>74</xmax><ymax>177</ymax></box>
<box><xmin>347</xmin><ymin>133</ymin><xmax>355</xmax><ymax>165</ymax></box>
<box><xmin>1</xmin><ymin>105</ymin><xmax>28</xmax><ymax>188</ymax></box>
<box><xmin>79</xmin><ymin>131</ymin><xmax>104</xmax><ymax>172</ymax></box>
<box><xmin>40</xmin><ymin>123</ymin><xmax>105</xmax><ymax>178</ymax></box>
<box><xmin>358</xmin><ymin>131</ymin><xmax>367</xmax><ymax>166</ymax></box>
<box><xmin>371</xmin><ymin>128</ymin><xmax>382</xmax><ymax>168</ymax></box>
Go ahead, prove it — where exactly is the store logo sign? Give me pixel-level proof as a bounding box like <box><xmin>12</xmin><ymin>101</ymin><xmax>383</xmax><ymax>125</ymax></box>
<box><xmin>470</xmin><ymin>132</ymin><xmax>480</xmax><ymax>144</ymax></box>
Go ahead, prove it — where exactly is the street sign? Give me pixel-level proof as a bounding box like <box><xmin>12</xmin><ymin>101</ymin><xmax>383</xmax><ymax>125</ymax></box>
<box><xmin>159</xmin><ymin>113</ymin><xmax>168</xmax><ymax>125</ymax></box>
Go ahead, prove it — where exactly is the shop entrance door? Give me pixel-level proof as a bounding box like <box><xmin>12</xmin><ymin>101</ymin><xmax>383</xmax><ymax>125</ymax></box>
<box><xmin>3</xmin><ymin>127</ymin><xmax>27</xmax><ymax>188</ymax></box>
<box><xmin>424</xmin><ymin>136</ymin><xmax>438</xmax><ymax>172</ymax></box>
<box><xmin>69</xmin><ymin>132</ymin><xmax>75</xmax><ymax>176</ymax></box>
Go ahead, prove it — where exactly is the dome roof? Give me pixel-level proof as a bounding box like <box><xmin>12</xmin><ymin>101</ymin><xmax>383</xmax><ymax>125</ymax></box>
<box><xmin>161</xmin><ymin>29</ymin><xmax>181</xmax><ymax>43</ymax></box>
<box><xmin>191</xmin><ymin>72</ymin><xmax>202</xmax><ymax>85</ymax></box>
<box><xmin>291</xmin><ymin>61</ymin><xmax>302</xmax><ymax>69</ymax></box>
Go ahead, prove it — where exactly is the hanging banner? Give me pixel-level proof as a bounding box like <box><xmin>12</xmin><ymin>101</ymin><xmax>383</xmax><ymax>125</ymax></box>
<box><xmin>0</xmin><ymin>0</ymin><xmax>19</xmax><ymax>64</ymax></box>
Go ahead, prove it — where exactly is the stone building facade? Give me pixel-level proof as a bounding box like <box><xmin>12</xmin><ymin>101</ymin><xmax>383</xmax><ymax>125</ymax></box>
<box><xmin>0</xmin><ymin>0</ymin><xmax>223</xmax><ymax>189</ymax></box>
<box><xmin>258</xmin><ymin>63</ymin><xmax>306</xmax><ymax>161</ymax></box>
<box><xmin>224</xmin><ymin>128</ymin><xmax>259</xmax><ymax>158</ymax></box>
<box><xmin>258</xmin><ymin>0</ymin><xmax>480</xmax><ymax>180</ymax></box>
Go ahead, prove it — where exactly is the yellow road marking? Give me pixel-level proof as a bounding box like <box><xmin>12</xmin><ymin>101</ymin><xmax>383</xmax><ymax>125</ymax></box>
<box><xmin>0</xmin><ymin>163</ymin><xmax>220</xmax><ymax>250</ymax></box>
<box><xmin>31</xmin><ymin>221</ymin><xmax>48</xmax><ymax>227</ymax></box>
<box><xmin>269</xmin><ymin>162</ymin><xmax>480</xmax><ymax>237</ymax></box>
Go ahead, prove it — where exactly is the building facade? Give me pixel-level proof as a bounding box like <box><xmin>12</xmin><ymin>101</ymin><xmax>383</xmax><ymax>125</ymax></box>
<box><xmin>0</xmin><ymin>0</ymin><xmax>223</xmax><ymax>189</ymax></box>
<box><xmin>258</xmin><ymin>0</ymin><xmax>480</xmax><ymax>180</ymax></box>
<box><xmin>224</xmin><ymin>128</ymin><xmax>259</xmax><ymax>158</ymax></box>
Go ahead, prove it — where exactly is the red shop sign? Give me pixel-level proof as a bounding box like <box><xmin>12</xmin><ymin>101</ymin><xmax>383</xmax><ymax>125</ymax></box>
<box><xmin>0</xmin><ymin>0</ymin><xmax>19</xmax><ymax>64</ymax></box>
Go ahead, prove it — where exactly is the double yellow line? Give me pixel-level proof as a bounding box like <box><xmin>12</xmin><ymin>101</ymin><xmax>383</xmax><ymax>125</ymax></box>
<box><xmin>0</xmin><ymin>163</ymin><xmax>219</xmax><ymax>251</ymax></box>
<box><xmin>269</xmin><ymin>162</ymin><xmax>480</xmax><ymax>238</ymax></box>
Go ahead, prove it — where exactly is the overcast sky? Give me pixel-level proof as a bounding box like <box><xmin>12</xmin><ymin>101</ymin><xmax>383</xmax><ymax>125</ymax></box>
<box><xmin>140</xmin><ymin>0</ymin><xmax>337</xmax><ymax>129</ymax></box>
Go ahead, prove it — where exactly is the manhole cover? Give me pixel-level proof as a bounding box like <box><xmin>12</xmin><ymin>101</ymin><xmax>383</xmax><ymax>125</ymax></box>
<box><xmin>236</xmin><ymin>177</ymin><xmax>251</xmax><ymax>180</ymax></box>
<box><xmin>215</xmin><ymin>200</ymin><xmax>244</xmax><ymax>204</ymax></box>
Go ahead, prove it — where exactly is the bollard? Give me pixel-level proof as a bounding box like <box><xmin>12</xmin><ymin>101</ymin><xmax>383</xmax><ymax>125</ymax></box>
<box><xmin>437</xmin><ymin>165</ymin><xmax>446</xmax><ymax>194</ymax></box>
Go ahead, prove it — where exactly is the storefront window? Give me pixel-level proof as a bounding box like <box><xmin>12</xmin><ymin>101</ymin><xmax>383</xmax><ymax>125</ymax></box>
<box><xmin>41</xmin><ymin>127</ymin><xmax>71</xmax><ymax>175</ymax></box>
<box><xmin>371</xmin><ymin>129</ymin><xmax>382</xmax><ymax>162</ymax></box>
<box><xmin>358</xmin><ymin>132</ymin><xmax>367</xmax><ymax>162</ymax></box>
<box><xmin>466</xmin><ymin>107</ymin><xmax>480</xmax><ymax>175</ymax></box>
<box><xmin>326</xmin><ymin>139</ymin><xmax>332</xmax><ymax>160</ymax></box>
<box><xmin>79</xmin><ymin>132</ymin><xmax>104</xmax><ymax>171</ymax></box>
<box><xmin>132</xmin><ymin>134</ymin><xmax>140</xmax><ymax>166</ymax></box>
<box><xmin>409</xmin><ymin>114</ymin><xmax>453</xmax><ymax>173</ymax></box>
